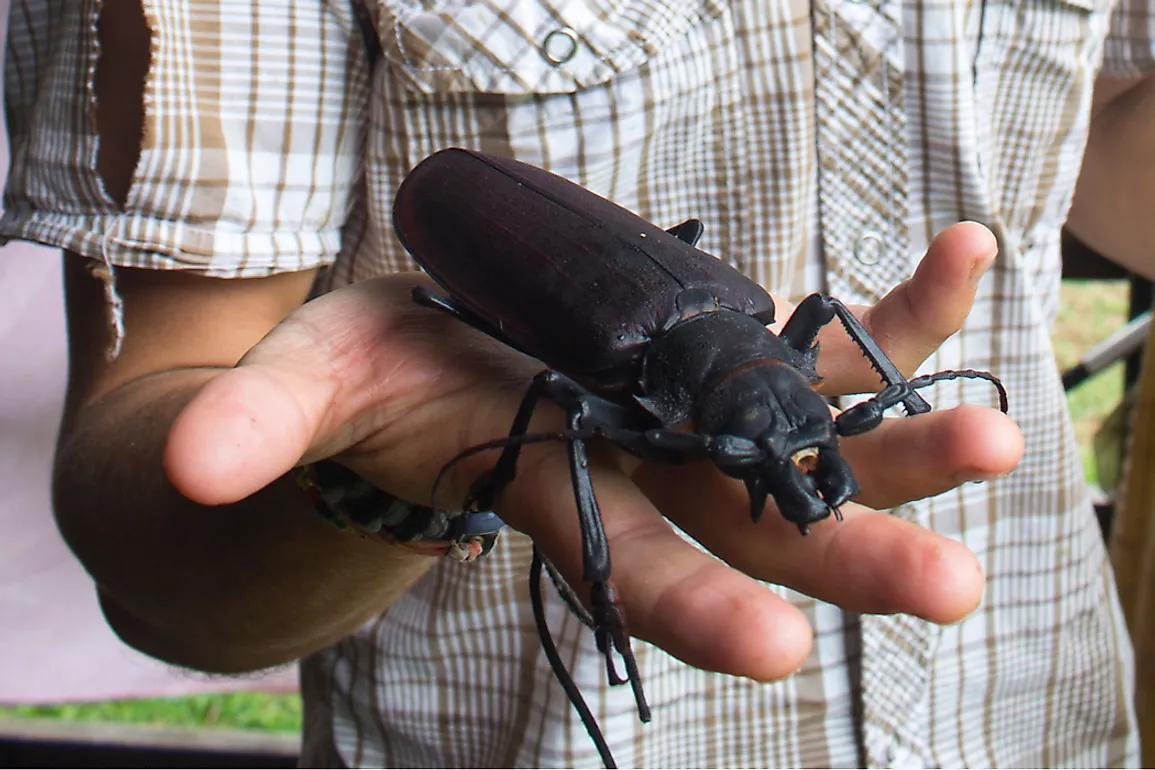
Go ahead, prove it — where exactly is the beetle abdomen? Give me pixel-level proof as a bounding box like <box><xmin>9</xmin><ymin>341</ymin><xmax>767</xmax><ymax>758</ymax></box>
<box><xmin>394</xmin><ymin>149</ymin><xmax>775</xmax><ymax>382</ymax></box>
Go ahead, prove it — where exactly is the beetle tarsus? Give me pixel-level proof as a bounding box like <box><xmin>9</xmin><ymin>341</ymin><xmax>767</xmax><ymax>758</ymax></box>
<box><xmin>530</xmin><ymin>550</ymin><xmax>619</xmax><ymax>768</ymax></box>
<box><xmin>591</xmin><ymin>580</ymin><xmax>651</xmax><ymax>720</ymax></box>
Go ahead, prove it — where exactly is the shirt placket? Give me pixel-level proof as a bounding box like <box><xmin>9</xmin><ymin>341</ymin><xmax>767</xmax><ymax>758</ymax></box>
<box><xmin>812</xmin><ymin>1</ymin><xmax>935</xmax><ymax>767</ymax></box>
<box><xmin>813</xmin><ymin>0</ymin><xmax>910</xmax><ymax>304</ymax></box>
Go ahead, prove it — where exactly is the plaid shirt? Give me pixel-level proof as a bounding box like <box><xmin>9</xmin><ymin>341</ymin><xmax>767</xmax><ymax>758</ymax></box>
<box><xmin>3</xmin><ymin>0</ymin><xmax>1150</xmax><ymax>765</ymax></box>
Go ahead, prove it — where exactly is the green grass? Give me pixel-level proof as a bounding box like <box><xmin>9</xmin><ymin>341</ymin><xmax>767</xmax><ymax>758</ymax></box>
<box><xmin>0</xmin><ymin>281</ymin><xmax>1135</xmax><ymax>734</ymax></box>
<box><xmin>0</xmin><ymin>692</ymin><xmax>302</xmax><ymax>732</ymax></box>
<box><xmin>1053</xmin><ymin>280</ymin><xmax>1131</xmax><ymax>483</ymax></box>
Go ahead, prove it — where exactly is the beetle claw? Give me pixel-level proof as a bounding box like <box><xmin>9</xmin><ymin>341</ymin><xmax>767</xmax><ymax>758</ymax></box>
<box><xmin>601</xmin><ymin>644</ymin><xmax>627</xmax><ymax>686</ymax></box>
<box><xmin>593</xmin><ymin>621</ymin><xmax>627</xmax><ymax>686</ymax></box>
<box><xmin>590</xmin><ymin>581</ymin><xmax>651</xmax><ymax>722</ymax></box>
<box><xmin>832</xmin><ymin>506</ymin><xmax>843</xmax><ymax>522</ymax></box>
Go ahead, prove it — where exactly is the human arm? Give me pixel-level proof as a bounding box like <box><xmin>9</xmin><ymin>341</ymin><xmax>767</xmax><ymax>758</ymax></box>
<box><xmin>52</xmin><ymin>0</ymin><xmax>1020</xmax><ymax>681</ymax></box>
<box><xmin>151</xmin><ymin>222</ymin><xmax>1020</xmax><ymax>680</ymax></box>
<box><xmin>1066</xmin><ymin>0</ymin><xmax>1155</xmax><ymax>278</ymax></box>
<box><xmin>51</xmin><ymin>0</ymin><xmax>437</xmax><ymax>674</ymax></box>
<box><xmin>1066</xmin><ymin>73</ymin><xmax>1155</xmax><ymax>279</ymax></box>
<box><xmin>56</xmin><ymin>262</ymin><xmax>444</xmax><ymax>674</ymax></box>
<box><xmin>59</xmin><ymin>199</ymin><xmax>1020</xmax><ymax>679</ymax></box>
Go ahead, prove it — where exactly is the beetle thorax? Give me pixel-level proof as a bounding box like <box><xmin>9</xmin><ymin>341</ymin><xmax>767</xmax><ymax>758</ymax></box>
<box><xmin>636</xmin><ymin>309</ymin><xmax>794</xmax><ymax>426</ymax></box>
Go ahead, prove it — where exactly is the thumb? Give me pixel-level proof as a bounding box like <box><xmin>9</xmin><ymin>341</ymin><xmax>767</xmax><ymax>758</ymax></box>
<box><xmin>164</xmin><ymin>356</ymin><xmax>337</xmax><ymax>506</ymax></box>
<box><xmin>163</xmin><ymin>278</ymin><xmax>412</xmax><ymax>506</ymax></box>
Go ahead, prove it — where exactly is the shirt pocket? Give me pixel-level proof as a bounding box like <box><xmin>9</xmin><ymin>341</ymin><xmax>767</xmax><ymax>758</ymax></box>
<box><xmin>371</xmin><ymin>0</ymin><xmax>726</xmax><ymax>94</ymax></box>
<box><xmin>974</xmin><ymin>0</ymin><xmax>1113</xmax><ymax>53</ymax></box>
<box><xmin>970</xmin><ymin>0</ymin><xmax>1111</xmax><ymax>273</ymax></box>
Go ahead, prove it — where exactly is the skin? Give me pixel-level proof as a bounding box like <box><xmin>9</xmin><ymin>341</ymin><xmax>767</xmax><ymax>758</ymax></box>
<box><xmin>64</xmin><ymin>226</ymin><xmax>1020</xmax><ymax>682</ymax></box>
<box><xmin>1067</xmin><ymin>74</ymin><xmax>1155</xmax><ymax>281</ymax></box>
<box><xmin>56</xmin><ymin>0</ymin><xmax>1067</xmax><ymax>682</ymax></box>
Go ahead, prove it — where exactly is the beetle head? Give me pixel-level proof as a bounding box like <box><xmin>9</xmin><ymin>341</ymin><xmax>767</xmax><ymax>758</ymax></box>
<box><xmin>697</xmin><ymin>362</ymin><xmax>858</xmax><ymax>531</ymax></box>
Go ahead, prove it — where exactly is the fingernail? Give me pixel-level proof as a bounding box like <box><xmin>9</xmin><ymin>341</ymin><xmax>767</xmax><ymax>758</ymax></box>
<box><xmin>969</xmin><ymin>249</ymin><xmax>997</xmax><ymax>282</ymax></box>
<box><xmin>968</xmin><ymin>470</ymin><xmax>1013</xmax><ymax>484</ymax></box>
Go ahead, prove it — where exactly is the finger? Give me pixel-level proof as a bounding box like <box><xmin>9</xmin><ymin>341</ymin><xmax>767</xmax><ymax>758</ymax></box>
<box><xmin>165</xmin><ymin>276</ymin><xmax>514</xmax><ymax>506</ymax></box>
<box><xmin>816</xmin><ymin>221</ymin><xmax>998</xmax><ymax>394</ymax></box>
<box><xmin>839</xmin><ymin>404</ymin><xmax>1023</xmax><ymax>510</ymax></box>
<box><xmin>634</xmin><ymin>464</ymin><xmax>986</xmax><ymax>623</ymax></box>
<box><xmin>164</xmin><ymin>359</ymin><xmax>336</xmax><ymax>505</ymax></box>
<box><xmin>769</xmin><ymin>507</ymin><xmax>985</xmax><ymax>622</ymax></box>
<box><xmin>503</xmin><ymin>446</ymin><xmax>815</xmax><ymax>681</ymax></box>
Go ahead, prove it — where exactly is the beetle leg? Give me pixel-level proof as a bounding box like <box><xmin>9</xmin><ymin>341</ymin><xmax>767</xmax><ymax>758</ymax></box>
<box><xmin>460</xmin><ymin>370</ymin><xmax>556</xmax><ymax>511</ymax></box>
<box><xmin>665</xmin><ymin>218</ymin><xmax>704</xmax><ymax>246</ymax></box>
<box><xmin>779</xmin><ymin>292</ymin><xmax>836</xmax><ymax>353</ymax></box>
<box><xmin>486</xmin><ymin>371</ymin><xmax>650</xmax><ymax>722</ymax></box>
<box><xmin>823</xmin><ymin>297</ymin><xmax>933</xmax><ymax>416</ymax></box>
<box><xmin>459</xmin><ymin>370</ymin><xmax>637</xmax><ymax>507</ymax></box>
<box><xmin>778</xmin><ymin>294</ymin><xmax>933</xmax><ymax>416</ymax></box>
<box><xmin>773</xmin><ymin>293</ymin><xmax>830</xmax><ymax>382</ymax></box>
<box><xmin>412</xmin><ymin>286</ymin><xmax>536</xmax><ymax>361</ymax></box>
<box><xmin>563</xmin><ymin>401</ymin><xmax>651</xmax><ymax>723</ymax></box>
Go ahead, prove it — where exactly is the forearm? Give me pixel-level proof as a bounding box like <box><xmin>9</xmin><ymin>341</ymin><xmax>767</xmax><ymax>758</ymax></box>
<box><xmin>55</xmin><ymin>368</ymin><xmax>433</xmax><ymax>674</ymax></box>
<box><xmin>1067</xmin><ymin>74</ymin><xmax>1155</xmax><ymax>279</ymax></box>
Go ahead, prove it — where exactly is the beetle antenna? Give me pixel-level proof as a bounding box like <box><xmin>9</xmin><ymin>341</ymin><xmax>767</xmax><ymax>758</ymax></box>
<box><xmin>430</xmin><ymin>429</ymin><xmax>602</xmax><ymax>513</ymax></box>
<box><xmin>908</xmin><ymin>369</ymin><xmax>1009</xmax><ymax>413</ymax></box>
<box><xmin>530</xmin><ymin>547</ymin><xmax>618</xmax><ymax>769</ymax></box>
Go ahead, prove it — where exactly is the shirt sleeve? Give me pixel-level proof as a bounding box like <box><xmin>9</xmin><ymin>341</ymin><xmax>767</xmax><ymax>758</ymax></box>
<box><xmin>1</xmin><ymin>0</ymin><xmax>370</xmax><ymax>277</ymax></box>
<box><xmin>1102</xmin><ymin>0</ymin><xmax>1155</xmax><ymax>77</ymax></box>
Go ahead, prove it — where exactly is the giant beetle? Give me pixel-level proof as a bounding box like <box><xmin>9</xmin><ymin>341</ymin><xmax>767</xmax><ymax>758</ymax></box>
<box><xmin>393</xmin><ymin>148</ymin><xmax>1008</xmax><ymax>767</ymax></box>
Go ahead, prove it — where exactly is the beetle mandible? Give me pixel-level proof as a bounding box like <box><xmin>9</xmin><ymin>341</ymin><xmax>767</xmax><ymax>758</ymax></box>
<box><xmin>393</xmin><ymin>148</ymin><xmax>1008</xmax><ymax>767</ymax></box>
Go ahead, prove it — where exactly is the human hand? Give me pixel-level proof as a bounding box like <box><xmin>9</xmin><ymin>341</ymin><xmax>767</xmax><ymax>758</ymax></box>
<box><xmin>165</xmin><ymin>220</ymin><xmax>1022</xmax><ymax>682</ymax></box>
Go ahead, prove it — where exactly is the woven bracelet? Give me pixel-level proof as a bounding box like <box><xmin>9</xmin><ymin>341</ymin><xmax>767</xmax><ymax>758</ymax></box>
<box><xmin>296</xmin><ymin>460</ymin><xmax>505</xmax><ymax>563</ymax></box>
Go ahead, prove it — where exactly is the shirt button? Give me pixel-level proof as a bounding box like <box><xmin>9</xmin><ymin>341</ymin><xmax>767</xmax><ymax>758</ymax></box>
<box><xmin>854</xmin><ymin>230</ymin><xmax>885</xmax><ymax>265</ymax></box>
<box><xmin>542</xmin><ymin>28</ymin><xmax>579</xmax><ymax>65</ymax></box>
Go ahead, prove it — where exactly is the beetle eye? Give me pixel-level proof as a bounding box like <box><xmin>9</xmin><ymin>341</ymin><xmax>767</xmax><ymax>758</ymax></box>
<box><xmin>740</xmin><ymin>403</ymin><xmax>776</xmax><ymax>435</ymax></box>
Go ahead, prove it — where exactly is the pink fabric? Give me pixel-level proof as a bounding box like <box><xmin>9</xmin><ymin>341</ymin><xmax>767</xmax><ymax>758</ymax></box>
<box><xmin>0</xmin><ymin>0</ymin><xmax>296</xmax><ymax>699</ymax></box>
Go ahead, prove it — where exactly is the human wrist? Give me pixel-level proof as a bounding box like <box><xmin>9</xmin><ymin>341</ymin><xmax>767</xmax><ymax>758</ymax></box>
<box><xmin>297</xmin><ymin>459</ymin><xmax>506</xmax><ymax>562</ymax></box>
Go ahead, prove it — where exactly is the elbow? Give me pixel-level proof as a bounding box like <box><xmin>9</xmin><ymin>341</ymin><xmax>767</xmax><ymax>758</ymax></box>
<box><xmin>50</xmin><ymin>442</ymin><xmax>297</xmax><ymax>675</ymax></box>
<box><xmin>98</xmin><ymin>590</ymin><xmax>300</xmax><ymax>675</ymax></box>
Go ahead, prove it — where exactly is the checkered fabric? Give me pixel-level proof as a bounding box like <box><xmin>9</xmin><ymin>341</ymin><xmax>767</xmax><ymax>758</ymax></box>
<box><xmin>3</xmin><ymin>0</ymin><xmax>1151</xmax><ymax>764</ymax></box>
